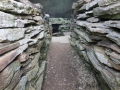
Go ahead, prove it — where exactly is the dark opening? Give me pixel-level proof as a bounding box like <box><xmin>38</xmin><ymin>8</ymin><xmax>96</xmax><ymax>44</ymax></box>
<box><xmin>52</xmin><ymin>24</ymin><xmax>61</xmax><ymax>33</ymax></box>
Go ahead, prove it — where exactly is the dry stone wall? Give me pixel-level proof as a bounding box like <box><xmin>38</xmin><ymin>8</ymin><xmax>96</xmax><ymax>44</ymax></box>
<box><xmin>71</xmin><ymin>0</ymin><xmax>120</xmax><ymax>90</ymax></box>
<box><xmin>0</xmin><ymin>0</ymin><xmax>52</xmax><ymax>90</ymax></box>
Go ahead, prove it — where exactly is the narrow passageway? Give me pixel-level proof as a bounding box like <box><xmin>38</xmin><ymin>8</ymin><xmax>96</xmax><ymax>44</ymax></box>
<box><xmin>42</xmin><ymin>33</ymin><xmax>100</xmax><ymax>90</ymax></box>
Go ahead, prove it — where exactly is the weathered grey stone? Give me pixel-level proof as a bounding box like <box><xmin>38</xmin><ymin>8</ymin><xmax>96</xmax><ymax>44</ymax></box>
<box><xmin>74</xmin><ymin>28</ymin><xmax>93</xmax><ymax>42</ymax></box>
<box><xmin>18</xmin><ymin>0</ymin><xmax>42</xmax><ymax>14</ymax></box>
<box><xmin>76</xmin><ymin>21</ymin><xmax>88</xmax><ymax>27</ymax></box>
<box><xmin>37</xmin><ymin>31</ymin><xmax>45</xmax><ymax>40</ymax></box>
<box><xmin>104</xmin><ymin>21</ymin><xmax>120</xmax><ymax>29</ymax></box>
<box><xmin>0</xmin><ymin>44</ymin><xmax>28</xmax><ymax>71</ymax></box>
<box><xmin>0</xmin><ymin>28</ymin><xmax>26</xmax><ymax>42</ymax></box>
<box><xmin>77</xmin><ymin>13</ymin><xmax>90</xmax><ymax>20</ymax></box>
<box><xmin>106</xmin><ymin>30</ymin><xmax>120</xmax><ymax>46</ymax></box>
<box><xmin>85</xmin><ymin>23</ymin><xmax>110</xmax><ymax>34</ymax></box>
<box><xmin>0</xmin><ymin>11</ymin><xmax>24</xmax><ymax>28</ymax></box>
<box><xmin>25</xmin><ymin>25</ymin><xmax>44</xmax><ymax>33</ymax></box>
<box><xmin>0</xmin><ymin>0</ymin><xmax>39</xmax><ymax>15</ymax></box>
<box><xmin>0</xmin><ymin>60</ymin><xmax>21</xmax><ymax>90</ymax></box>
<box><xmin>75</xmin><ymin>40</ymin><xmax>85</xmax><ymax>51</ymax></box>
<box><xmin>70</xmin><ymin>38</ymin><xmax>76</xmax><ymax>47</ymax></box>
<box><xmin>18</xmin><ymin>29</ymin><xmax>42</xmax><ymax>45</ymax></box>
<box><xmin>37</xmin><ymin>40</ymin><xmax>44</xmax><ymax>50</ymax></box>
<box><xmin>93</xmin><ymin>3</ymin><xmax>120</xmax><ymax>17</ymax></box>
<box><xmin>26</xmin><ymin>82</ymin><xmax>35</xmax><ymax>90</ymax></box>
<box><xmin>78</xmin><ymin>0</ymin><xmax>99</xmax><ymax>12</ymax></box>
<box><xmin>78</xmin><ymin>35</ymin><xmax>87</xmax><ymax>43</ymax></box>
<box><xmin>33</xmin><ymin>16</ymin><xmax>43</xmax><ymax>21</ymax></box>
<box><xmin>21</xmin><ymin>57</ymin><xmax>33</xmax><ymax>67</ymax></box>
<box><xmin>14</xmin><ymin>76</ymin><xmax>28</xmax><ymax>90</ymax></box>
<box><xmin>76</xmin><ymin>0</ymin><xmax>85</xmax><ymax>9</ymax></box>
<box><xmin>22</xmin><ymin>53</ymin><xmax>40</xmax><ymax>74</ymax></box>
<box><xmin>105</xmin><ymin>67</ymin><xmax>120</xmax><ymax>90</ymax></box>
<box><xmin>27</xmin><ymin>31</ymin><xmax>45</xmax><ymax>45</ymax></box>
<box><xmin>100</xmin><ymin>14</ymin><xmax>120</xmax><ymax>20</ymax></box>
<box><xmin>32</xmin><ymin>61</ymin><xmax>46</xmax><ymax>90</ymax></box>
<box><xmin>98</xmin><ymin>0</ymin><xmax>118</xmax><ymax>6</ymax></box>
<box><xmin>27</xmin><ymin>31</ymin><xmax>44</xmax><ymax>46</ymax></box>
<box><xmin>70</xmin><ymin>32</ymin><xmax>79</xmax><ymax>39</ymax></box>
<box><xmin>26</xmin><ymin>48</ymin><xmax>39</xmax><ymax>55</ymax></box>
<box><xmin>106</xmin><ymin>51</ymin><xmax>120</xmax><ymax>64</ymax></box>
<box><xmin>15</xmin><ymin>19</ymin><xmax>35</xmax><ymax>25</ymax></box>
<box><xmin>87</xmin><ymin>17</ymin><xmax>99</xmax><ymax>23</ymax></box>
<box><xmin>89</xmin><ymin>35</ymin><xmax>105</xmax><ymax>41</ymax></box>
<box><xmin>16</xmin><ymin>15</ymin><xmax>33</xmax><ymax>20</ymax></box>
<box><xmin>94</xmin><ymin>46</ymin><xmax>120</xmax><ymax>70</ymax></box>
<box><xmin>86</xmin><ymin>47</ymin><xmax>119</xmax><ymax>90</ymax></box>
<box><xmin>34</xmin><ymin>73</ymin><xmax>44</xmax><ymax>90</ymax></box>
<box><xmin>34</xmin><ymin>3</ymin><xmax>43</xmax><ymax>9</ymax></box>
<box><xmin>78</xmin><ymin>4</ymin><xmax>86</xmax><ymax>12</ymax></box>
<box><xmin>97</xmin><ymin>40</ymin><xmax>120</xmax><ymax>54</ymax></box>
<box><xmin>4</xmin><ymin>70</ymin><xmax>22</xmax><ymax>90</ymax></box>
<box><xmin>0</xmin><ymin>0</ymin><xmax>51</xmax><ymax>90</ymax></box>
<box><xmin>86</xmin><ymin>0</ymin><xmax>100</xmax><ymax>10</ymax></box>
<box><xmin>75</xmin><ymin>41</ymin><xmax>90</xmax><ymax>62</ymax></box>
<box><xmin>85</xmin><ymin>10</ymin><xmax>93</xmax><ymax>15</ymax></box>
<box><xmin>26</xmin><ymin>62</ymin><xmax>39</xmax><ymax>81</ymax></box>
<box><xmin>110</xmin><ymin>44</ymin><xmax>120</xmax><ymax>54</ymax></box>
<box><xmin>72</xmin><ymin>0</ymin><xmax>120</xmax><ymax>89</ymax></box>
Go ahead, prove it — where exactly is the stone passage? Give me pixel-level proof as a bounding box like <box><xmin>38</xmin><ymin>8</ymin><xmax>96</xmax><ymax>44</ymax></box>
<box><xmin>42</xmin><ymin>35</ymin><xmax>100</xmax><ymax>90</ymax></box>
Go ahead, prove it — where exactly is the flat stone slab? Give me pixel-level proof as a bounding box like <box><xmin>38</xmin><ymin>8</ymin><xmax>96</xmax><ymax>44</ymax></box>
<box><xmin>86</xmin><ymin>0</ymin><xmax>100</xmax><ymax>10</ymax></box>
<box><xmin>98</xmin><ymin>0</ymin><xmax>118</xmax><ymax>6</ymax></box>
<box><xmin>93</xmin><ymin>3</ymin><xmax>120</xmax><ymax>17</ymax></box>
<box><xmin>86</xmin><ymin>47</ymin><xmax>120</xmax><ymax>90</ymax></box>
<box><xmin>74</xmin><ymin>28</ymin><xmax>93</xmax><ymax>42</ymax></box>
<box><xmin>0</xmin><ymin>28</ymin><xmax>26</xmax><ymax>42</ymax></box>
<box><xmin>106</xmin><ymin>30</ymin><xmax>120</xmax><ymax>46</ymax></box>
<box><xmin>0</xmin><ymin>42</ymin><xmax>20</xmax><ymax>55</ymax></box>
<box><xmin>76</xmin><ymin>21</ymin><xmax>88</xmax><ymax>27</ymax></box>
<box><xmin>104</xmin><ymin>20</ymin><xmax>120</xmax><ymax>29</ymax></box>
<box><xmin>85</xmin><ymin>23</ymin><xmax>110</xmax><ymax>34</ymax></box>
<box><xmin>94</xmin><ymin>46</ymin><xmax>120</xmax><ymax>70</ymax></box>
<box><xmin>77</xmin><ymin>13</ymin><xmax>90</xmax><ymax>20</ymax></box>
<box><xmin>87</xmin><ymin>17</ymin><xmax>99</xmax><ymax>23</ymax></box>
<box><xmin>0</xmin><ymin>44</ymin><xmax>28</xmax><ymax>71</ymax></box>
<box><xmin>0</xmin><ymin>60</ymin><xmax>21</xmax><ymax>90</ymax></box>
<box><xmin>97</xmin><ymin>40</ymin><xmax>120</xmax><ymax>54</ymax></box>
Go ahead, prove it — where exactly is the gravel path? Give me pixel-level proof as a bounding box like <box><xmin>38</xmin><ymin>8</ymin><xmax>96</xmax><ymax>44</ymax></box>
<box><xmin>42</xmin><ymin>35</ymin><xmax>100</xmax><ymax>90</ymax></box>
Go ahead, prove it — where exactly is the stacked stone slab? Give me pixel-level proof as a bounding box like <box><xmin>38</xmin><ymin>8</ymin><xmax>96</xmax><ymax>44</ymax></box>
<box><xmin>0</xmin><ymin>0</ymin><xmax>52</xmax><ymax>90</ymax></box>
<box><xmin>71</xmin><ymin>0</ymin><xmax>120</xmax><ymax>90</ymax></box>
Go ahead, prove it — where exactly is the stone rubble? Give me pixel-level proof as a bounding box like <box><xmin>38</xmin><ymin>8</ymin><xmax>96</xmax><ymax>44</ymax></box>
<box><xmin>0</xmin><ymin>0</ymin><xmax>52</xmax><ymax>90</ymax></box>
<box><xmin>71</xmin><ymin>0</ymin><xmax>120</xmax><ymax>90</ymax></box>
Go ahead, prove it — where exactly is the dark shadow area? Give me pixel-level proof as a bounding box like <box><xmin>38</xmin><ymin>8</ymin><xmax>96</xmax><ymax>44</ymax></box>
<box><xmin>52</xmin><ymin>24</ymin><xmax>61</xmax><ymax>33</ymax></box>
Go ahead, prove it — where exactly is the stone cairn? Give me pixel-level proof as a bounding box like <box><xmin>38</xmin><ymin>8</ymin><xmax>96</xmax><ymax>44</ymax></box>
<box><xmin>71</xmin><ymin>0</ymin><xmax>120</xmax><ymax>90</ymax></box>
<box><xmin>0</xmin><ymin>0</ymin><xmax>52</xmax><ymax>90</ymax></box>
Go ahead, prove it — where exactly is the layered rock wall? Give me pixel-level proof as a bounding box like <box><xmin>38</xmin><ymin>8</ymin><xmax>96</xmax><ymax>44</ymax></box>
<box><xmin>0</xmin><ymin>0</ymin><xmax>52</xmax><ymax>90</ymax></box>
<box><xmin>71</xmin><ymin>0</ymin><xmax>120</xmax><ymax>90</ymax></box>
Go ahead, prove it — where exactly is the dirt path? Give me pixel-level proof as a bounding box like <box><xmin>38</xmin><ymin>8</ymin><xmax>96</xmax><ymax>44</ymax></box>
<box><xmin>42</xmin><ymin>35</ymin><xmax>100</xmax><ymax>90</ymax></box>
